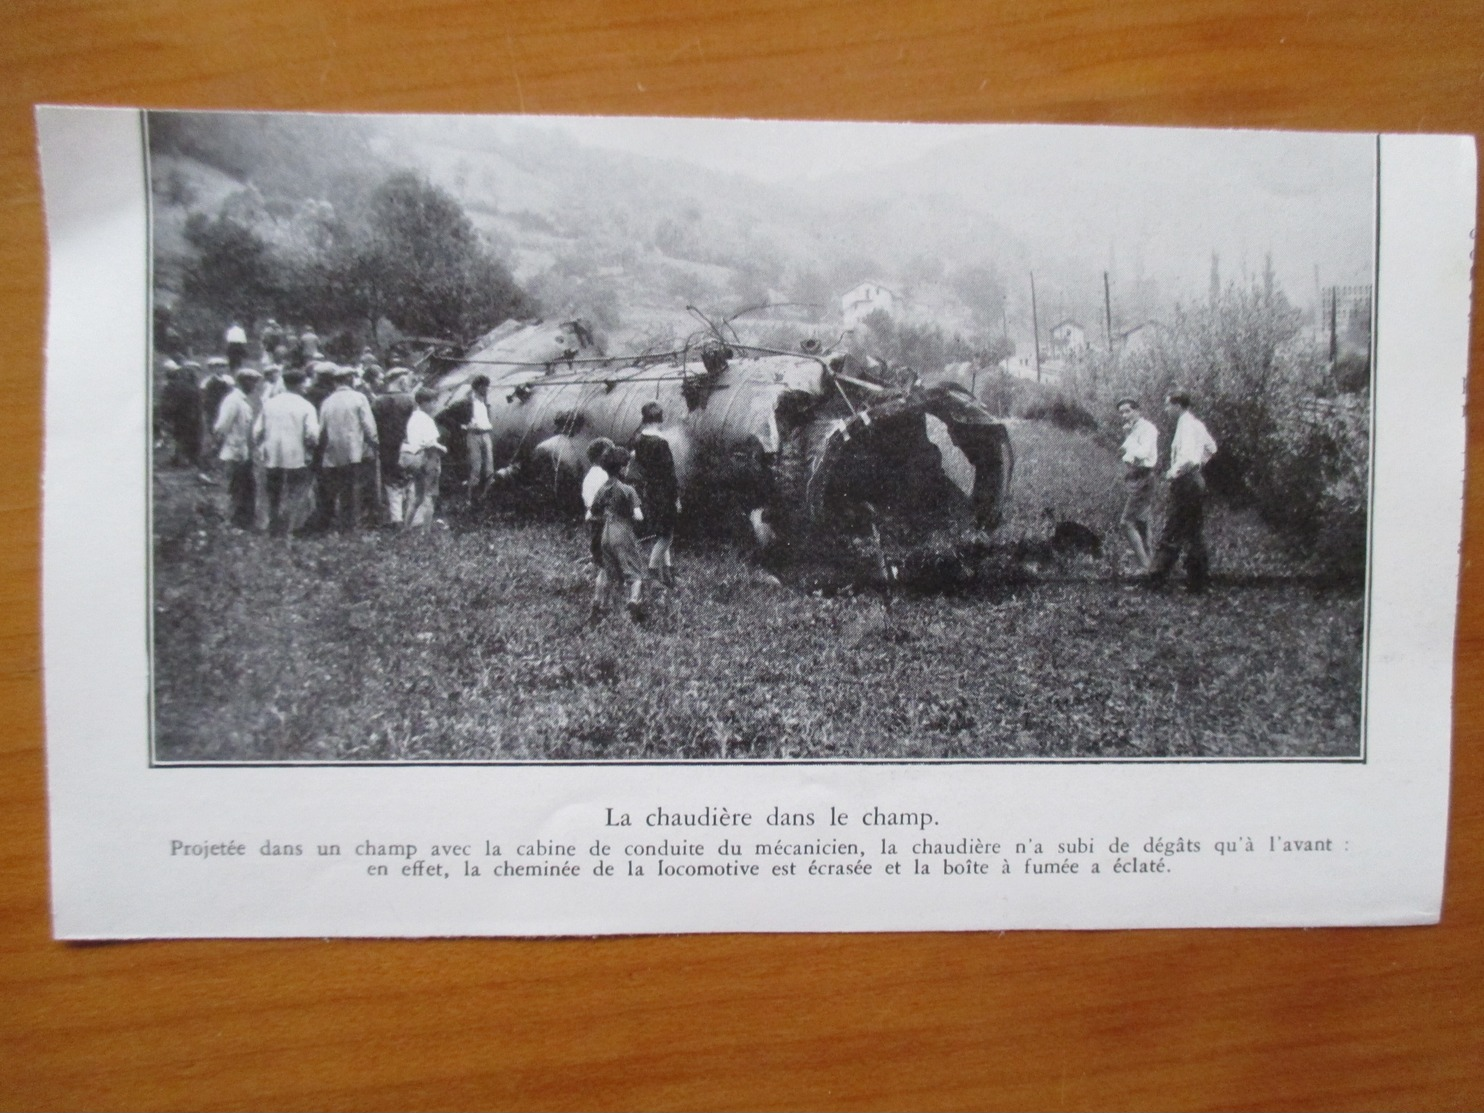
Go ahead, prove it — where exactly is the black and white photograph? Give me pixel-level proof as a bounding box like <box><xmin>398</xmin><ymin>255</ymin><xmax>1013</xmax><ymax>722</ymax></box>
<box><xmin>146</xmin><ymin>111</ymin><xmax>1377</xmax><ymax>764</ymax></box>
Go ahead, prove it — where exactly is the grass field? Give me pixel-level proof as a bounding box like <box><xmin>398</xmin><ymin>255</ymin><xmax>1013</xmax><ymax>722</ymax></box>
<box><xmin>153</xmin><ymin>421</ymin><xmax>1364</xmax><ymax>762</ymax></box>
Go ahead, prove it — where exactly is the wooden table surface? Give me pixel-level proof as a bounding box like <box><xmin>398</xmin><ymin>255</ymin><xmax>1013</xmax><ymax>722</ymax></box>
<box><xmin>3</xmin><ymin>2</ymin><xmax>1481</xmax><ymax>1109</ymax></box>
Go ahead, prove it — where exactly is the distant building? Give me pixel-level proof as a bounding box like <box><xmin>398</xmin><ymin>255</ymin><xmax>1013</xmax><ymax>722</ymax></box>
<box><xmin>1115</xmin><ymin>320</ymin><xmax>1163</xmax><ymax>357</ymax></box>
<box><xmin>1048</xmin><ymin>319</ymin><xmax>1087</xmax><ymax>353</ymax></box>
<box><xmin>841</xmin><ymin>282</ymin><xmax>898</xmax><ymax>327</ymax></box>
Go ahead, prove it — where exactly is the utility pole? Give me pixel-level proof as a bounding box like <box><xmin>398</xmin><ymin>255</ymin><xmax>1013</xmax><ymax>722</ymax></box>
<box><xmin>1328</xmin><ymin>285</ymin><xmax>1339</xmax><ymax>364</ymax></box>
<box><xmin>1029</xmin><ymin>271</ymin><xmax>1041</xmax><ymax>383</ymax></box>
<box><xmin>1103</xmin><ymin>271</ymin><xmax>1114</xmax><ymax>352</ymax></box>
<box><xmin>1314</xmin><ymin>265</ymin><xmax>1323</xmax><ymax>343</ymax></box>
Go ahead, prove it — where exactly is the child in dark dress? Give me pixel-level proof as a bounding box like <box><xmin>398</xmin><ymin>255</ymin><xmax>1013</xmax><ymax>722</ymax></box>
<box><xmin>590</xmin><ymin>446</ymin><xmax>647</xmax><ymax>624</ymax></box>
<box><xmin>581</xmin><ymin>437</ymin><xmax>615</xmax><ymax>566</ymax></box>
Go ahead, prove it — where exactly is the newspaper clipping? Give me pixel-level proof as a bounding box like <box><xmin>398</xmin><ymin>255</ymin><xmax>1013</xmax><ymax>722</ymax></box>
<box><xmin>37</xmin><ymin>108</ymin><xmax>1472</xmax><ymax>937</ymax></box>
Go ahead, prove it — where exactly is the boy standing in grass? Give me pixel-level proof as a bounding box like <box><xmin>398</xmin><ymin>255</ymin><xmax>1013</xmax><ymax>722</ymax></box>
<box><xmin>1147</xmin><ymin>391</ymin><xmax>1218</xmax><ymax>594</ymax></box>
<box><xmin>463</xmin><ymin>374</ymin><xmax>496</xmax><ymax>511</ymax></box>
<box><xmin>590</xmin><ymin>445</ymin><xmax>647</xmax><ymax>624</ymax></box>
<box><xmin>1116</xmin><ymin>396</ymin><xmax>1159</xmax><ymax>571</ymax></box>
<box><xmin>400</xmin><ymin>387</ymin><xmax>447</xmax><ymax>530</ymax></box>
<box><xmin>631</xmin><ymin>402</ymin><xmax>680</xmax><ymax>586</ymax></box>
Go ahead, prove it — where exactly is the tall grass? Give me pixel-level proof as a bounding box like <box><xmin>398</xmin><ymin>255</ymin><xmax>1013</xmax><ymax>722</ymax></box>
<box><xmin>153</xmin><ymin>421</ymin><xmax>1362</xmax><ymax>762</ymax></box>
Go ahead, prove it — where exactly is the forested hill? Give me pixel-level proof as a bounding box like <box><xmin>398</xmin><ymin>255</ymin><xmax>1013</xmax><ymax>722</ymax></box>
<box><xmin>149</xmin><ymin>112</ymin><xmax>387</xmax><ymax>214</ymax></box>
<box><xmin>148</xmin><ymin>113</ymin><xmax>1372</xmax><ymax>363</ymax></box>
<box><xmin>147</xmin><ymin>111</ymin><xmax>1030</xmax><ymax>356</ymax></box>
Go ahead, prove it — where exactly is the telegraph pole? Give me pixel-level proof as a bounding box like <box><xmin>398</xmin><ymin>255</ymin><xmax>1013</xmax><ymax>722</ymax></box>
<box><xmin>1103</xmin><ymin>271</ymin><xmax>1114</xmax><ymax>352</ymax></box>
<box><xmin>1029</xmin><ymin>271</ymin><xmax>1041</xmax><ymax>383</ymax></box>
<box><xmin>1328</xmin><ymin>286</ymin><xmax>1338</xmax><ymax>363</ymax></box>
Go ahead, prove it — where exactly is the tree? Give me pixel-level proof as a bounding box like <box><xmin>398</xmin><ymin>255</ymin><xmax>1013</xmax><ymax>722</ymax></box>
<box><xmin>847</xmin><ymin>309</ymin><xmax>985</xmax><ymax>382</ymax></box>
<box><xmin>182</xmin><ymin>212</ymin><xmax>280</xmax><ymax>321</ymax></box>
<box><xmin>1064</xmin><ymin>274</ymin><xmax>1343</xmax><ymax>553</ymax></box>
<box><xmin>338</xmin><ymin>171</ymin><xmax>532</xmax><ymax>342</ymax></box>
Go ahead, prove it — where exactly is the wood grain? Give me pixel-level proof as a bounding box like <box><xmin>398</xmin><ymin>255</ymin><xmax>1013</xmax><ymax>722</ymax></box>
<box><xmin>2</xmin><ymin>2</ymin><xmax>1481</xmax><ymax>1108</ymax></box>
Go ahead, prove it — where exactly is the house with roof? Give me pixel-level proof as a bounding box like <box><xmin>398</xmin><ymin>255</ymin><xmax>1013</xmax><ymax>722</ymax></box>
<box><xmin>1048</xmin><ymin>319</ymin><xmax>1087</xmax><ymax>353</ymax></box>
<box><xmin>1115</xmin><ymin>320</ymin><xmax>1164</xmax><ymax>357</ymax></box>
<box><xmin>840</xmin><ymin>281</ymin><xmax>899</xmax><ymax>327</ymax></box>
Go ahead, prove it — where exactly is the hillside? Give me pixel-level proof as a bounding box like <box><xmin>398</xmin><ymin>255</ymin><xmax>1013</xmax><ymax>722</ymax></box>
<box><xmin>148</xmin><ymin>112</ymin><xmax>1373</xmax><ymax>365</ymax></box>
<box><xmin>149</xmin><ymin>112</ymin><xmax>1027</xmax><ymax>356</ymax></box>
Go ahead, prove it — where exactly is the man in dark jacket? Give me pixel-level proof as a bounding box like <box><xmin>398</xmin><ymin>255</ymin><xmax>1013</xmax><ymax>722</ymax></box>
<box><xmin>158</xmin><ymin>363</ymin><xmax>203</xmax><ymax>468</ymax></box>
<box><xmin>372</xmin><ymin>371</ymin><xmax>418</xmax><ymax>525</ymax></box>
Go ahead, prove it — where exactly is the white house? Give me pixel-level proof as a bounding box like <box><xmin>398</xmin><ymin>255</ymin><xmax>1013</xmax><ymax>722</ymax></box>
<box><xmin>840</xmin><ymin>282</ymin><xmax>898</xmax><ymax>327</ymax></box>
<box><xmin>1049</xmin><ymin>319</ymin><xmax>1087</xmax><ymax>352</ymax></box>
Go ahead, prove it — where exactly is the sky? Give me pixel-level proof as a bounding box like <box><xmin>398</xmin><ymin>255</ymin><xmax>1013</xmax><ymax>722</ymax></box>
<box><xmin>486</xmin><ymin>113</ymin><xmax>967</xmax><ymax>181</ymax></box>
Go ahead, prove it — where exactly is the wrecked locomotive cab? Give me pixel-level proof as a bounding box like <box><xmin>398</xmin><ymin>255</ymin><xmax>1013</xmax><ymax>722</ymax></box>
<box><xmin>434</xmin><ymin>320</ymin><xmax>1013</xmax><ymax>558</ymax></box>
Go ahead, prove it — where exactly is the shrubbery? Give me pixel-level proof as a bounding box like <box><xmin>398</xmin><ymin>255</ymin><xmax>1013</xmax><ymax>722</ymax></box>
<box><xmin>1254</xmin><ymin>397</ymin><xmax>1369</xmax><ymax>581</ymax></box>
<box><xmin>845</xmin><ymin>309</ymin><xmax>1013</xmax><ymax>387</ymax></box>
<box><xmin>1049</xmin><ymin>275</ymin><xmax>1369</xmax><ymax>574</ymax></box>
<box><xmin>1020</xmin><ymin>394</ymin><xmax>1099</xmax><ymax>434</ymax></box>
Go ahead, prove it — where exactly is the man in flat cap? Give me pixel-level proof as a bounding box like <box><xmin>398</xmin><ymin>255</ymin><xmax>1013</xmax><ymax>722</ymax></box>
<box><xmin>372</xmin><ymin>370</ymin><xmax>418</xmax><ymax>526</ymax></box>
<box><xmin>318</xmin><ymin>366</ymin><xmax>378</xmax><ymax>532</ymax></box>
<box><xmin>253</xmin><ymin>368</ymin><xmax>319</xmax><ymax>537</ymax></box>
<box><xmin>213</xmin><ymin>367</ymin><xmax>262</xmax><ymax>529</ymax></box>
<box><xmin>630</xmin><ymin>401</ymin><xmax>680</xmax><ymax>586</ymax></box>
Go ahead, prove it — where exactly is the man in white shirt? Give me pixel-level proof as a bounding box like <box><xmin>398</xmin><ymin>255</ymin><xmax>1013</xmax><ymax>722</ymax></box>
<box><xmin>253</xmin><ymin>368</ymin><xmax>320</xmax><ymax>537</ymax></box>
<box><xmin>256</xmin><ymin>364</ymin><xmax>284</xmax><ymax>402</ymax></box>
<box><xmin>1147</xmin><ymin>391</ymin><xmax>1218</xmax><ymax>593</ymax></box>
<box><xmin>463</xmin><ymin>374</ymin><xmax>495</xmax><ymax>510</ymax></box>
<box><xmin>224</xmin><ymin>320</ymin><xmax>249</xmax><ymax>372</ymax></box>
<box><xmin>213</xmin><ymin>367</ymin><xmax>261</xmax><ymax>529</ymax></box>
<box><xmin>1116</xmin><ymin>397</ymin><xmax>1160</xmax><ymax>571</ymax></box>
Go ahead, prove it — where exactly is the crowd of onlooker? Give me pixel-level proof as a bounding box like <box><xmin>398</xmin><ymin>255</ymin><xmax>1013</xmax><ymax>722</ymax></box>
<box><xmin>156</xmin><ymin>319</ymin><xmax>683</xmax><ymax>624</ymax></box>
<box><xmin>157</xmin><ymin>318</ymin><xmax>450</xmax><ymax>536</ymax></box>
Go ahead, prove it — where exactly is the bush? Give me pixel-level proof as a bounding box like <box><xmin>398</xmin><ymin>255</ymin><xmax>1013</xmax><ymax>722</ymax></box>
<box><xmin>1255</xmin><ymin>395</ymin><xmax>1369</xmax><ymax>580</ymax></box>
<box><xmin>1045</xmin><ymin>271</ymin><xmax>1371</xmax><ymax>564</ymax></box>
<box><xmin>847</xmin><ymin>309</ymin><xmax>1000</xmax><ymax>381</ymax></box>
<box><xmin>1021</xmin><ymin>394</ymin><xmax>1099</xmax><ymax>433</ymax></box>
